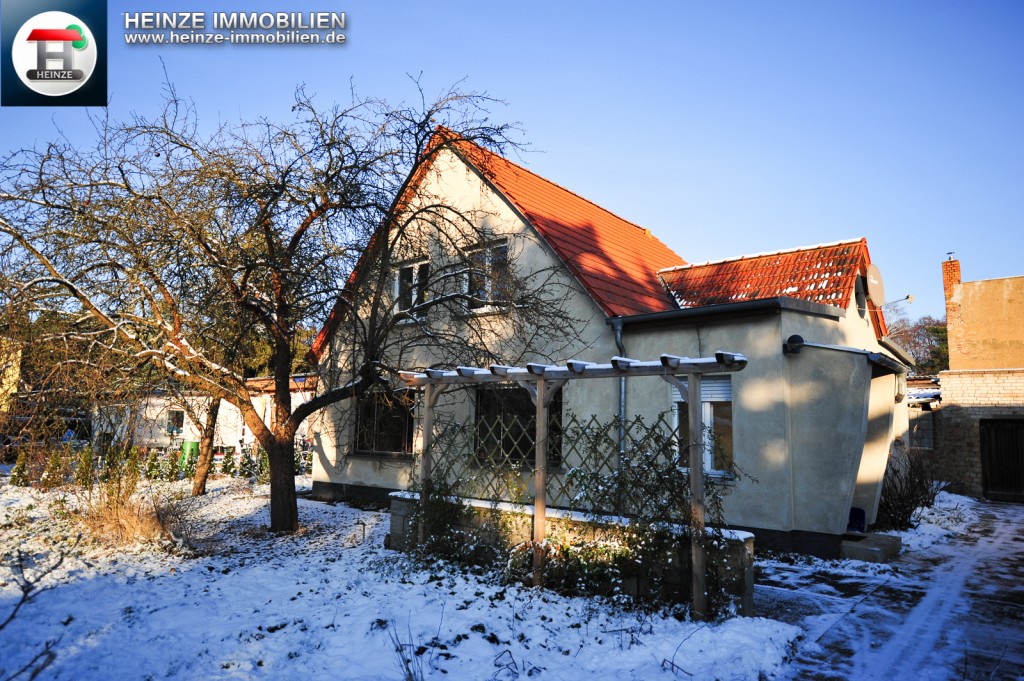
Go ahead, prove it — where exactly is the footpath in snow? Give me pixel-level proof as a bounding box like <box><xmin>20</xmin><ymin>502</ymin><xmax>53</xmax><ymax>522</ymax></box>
<box><xmin>757</xmin><ymin>492</ymin><xmax>1024</xmax><ymax>680</ymax></box>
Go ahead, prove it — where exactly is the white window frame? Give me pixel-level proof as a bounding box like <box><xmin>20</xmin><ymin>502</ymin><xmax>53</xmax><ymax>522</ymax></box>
<box><xmin>393</xmin><ymin>259</ymin><xmax>430</xmax><ymax>315</ymax></box>
<box><xmin>671</xmin><ymin>375</ymin><xmax>734</xmax><ymax>477</ymax></box>
<box><xmin>166</xmin><ymin>409</ymin><xmax>185</xmax><ymax>436</ymax></box>
<box><xmin>465</xmin><ymin>241</ymin><xmax>510</xmax><ymax>312</ymax></box>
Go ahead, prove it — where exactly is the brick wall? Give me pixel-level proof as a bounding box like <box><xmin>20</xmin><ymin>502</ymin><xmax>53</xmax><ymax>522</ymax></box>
<box><xmin>932</xmin><ymin>369</ymin><xmax>1024</xmax><ymax>497</ymax></box>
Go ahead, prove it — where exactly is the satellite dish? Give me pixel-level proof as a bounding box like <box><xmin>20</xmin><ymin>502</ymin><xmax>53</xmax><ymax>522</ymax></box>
<box><xmin>866</xmin><ymin>263</ymin><xmax>885</xmax><ymax>306</ymax></box>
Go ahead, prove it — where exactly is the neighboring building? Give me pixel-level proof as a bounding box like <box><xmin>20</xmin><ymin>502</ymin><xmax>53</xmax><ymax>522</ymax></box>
<box><xmin>934</xmin><ymin>259</ymin><xmax>1024</xmax><ymax>501</ymax></box>
<box><xmin>94</xmin><ymin>375</ymin><xmax>318</xmax><ymax>455</ymax></box>
<box><xmin>906</xmin><ymin>376</ymin><xmax>940</xmax><ymax>452</ymax></box>
<box><xmin>309</xmin><ymin>133</ymin><xmax>911</xmax><ymax>557</ymax></box>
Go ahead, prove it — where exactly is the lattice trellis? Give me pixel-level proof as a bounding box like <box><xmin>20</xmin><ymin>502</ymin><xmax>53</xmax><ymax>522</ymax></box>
<box><xmin>401</xmin><ymin>351</ymin><xmax>747</xmax><ymax>620</ymax></box>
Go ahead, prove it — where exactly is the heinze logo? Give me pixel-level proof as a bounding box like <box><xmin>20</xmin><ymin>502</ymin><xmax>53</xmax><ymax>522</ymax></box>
<box><xmin>14</xmin><ymin>12</ymin><xmax>97</xmax><ymax>96</ymax></box>
<box><xmin>2</xmin><ymin>1</ymin><xmax>107</xmax><ymax>106</ymax></box>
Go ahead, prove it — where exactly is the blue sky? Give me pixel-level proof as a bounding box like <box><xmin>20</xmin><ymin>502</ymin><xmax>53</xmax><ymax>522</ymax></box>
<box><xmin>2</xmin><ymin>0</ymin><xmax>1022</xmax><ymax>320</ymax></box>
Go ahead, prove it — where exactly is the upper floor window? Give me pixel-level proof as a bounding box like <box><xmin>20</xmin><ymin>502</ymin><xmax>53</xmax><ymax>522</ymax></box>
<box><xmin>467</xmin><ymin>242</ymin><xmax>510</xmax><ymax>310</ymax></box>
<box><xmin>395</xmin><ymin>261</ymin><xmax>429</xmax><ymax>312</ymax></box>
<box><xmin>671</xmin><ymin>376</ymin><xmax>734</xmax><ymax>475</ymax></box>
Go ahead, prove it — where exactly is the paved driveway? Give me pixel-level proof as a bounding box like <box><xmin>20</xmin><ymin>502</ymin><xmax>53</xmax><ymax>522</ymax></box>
<box><xmin>755</xmin><ymin>500</ymin><xmax>1024</xmax><ymax>680</ymax></box>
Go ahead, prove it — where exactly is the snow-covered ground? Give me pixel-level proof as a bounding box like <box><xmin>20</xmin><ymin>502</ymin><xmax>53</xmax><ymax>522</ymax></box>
<box><xmin>1</xmin><ymin>476</ymin><xmax>1019</xmax><ymax>681</ymax></box>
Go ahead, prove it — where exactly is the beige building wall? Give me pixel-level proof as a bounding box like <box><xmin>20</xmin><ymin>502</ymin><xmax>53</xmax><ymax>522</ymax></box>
<box><xmin>943</xmin><ymin>259</ymin><xmax>1024</xmax><ymax>370</ymax></box>
<box><xmin>619</xmin><ymin>297</ymin><xmax>906</xmax><ymax>542</ymax></box>
<box><xmin>311</xmin><ymin>148</ymin><xmax>614</xmax><ymax>493</ymax></box>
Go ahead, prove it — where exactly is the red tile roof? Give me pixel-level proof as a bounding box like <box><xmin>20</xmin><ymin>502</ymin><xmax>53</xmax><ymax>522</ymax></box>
<box><xmin>451</xmin><ymin>138</ymin><xmax>684</xmax><ymax>317</ymax></box>
<box><xmin>310</xmin><ymin>133</ymin><xmax>683</xmax><ymax>362</ymax></box>
<box><xmin>659</xmin><ymin>238</ymin><xmax>888</xmax><ymax>336</ymax></box>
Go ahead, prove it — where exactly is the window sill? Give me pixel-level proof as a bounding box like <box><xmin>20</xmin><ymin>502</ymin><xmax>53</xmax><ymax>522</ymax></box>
<box><xmin>349</xmin><ymin>451</ymin><xmax>414</xmax><ymax>462</ymax></box>
<box><xmin>461</xmin><ymin>305</ymin><xmax>509</xmax><ymax>318</ymax></box>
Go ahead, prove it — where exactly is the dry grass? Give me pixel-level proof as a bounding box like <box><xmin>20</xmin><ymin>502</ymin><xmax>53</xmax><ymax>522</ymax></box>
<box><xmin>78</xmin><ymin>491</ymin><xmax>166</xmax><ymax>545</ymax></box>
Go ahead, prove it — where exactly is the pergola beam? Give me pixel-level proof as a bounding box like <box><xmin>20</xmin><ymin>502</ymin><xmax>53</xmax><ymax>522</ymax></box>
<box><xmin>398</xmin><ymin>352</ymin><xmax>747</xmax><ymax>387</ymax></box>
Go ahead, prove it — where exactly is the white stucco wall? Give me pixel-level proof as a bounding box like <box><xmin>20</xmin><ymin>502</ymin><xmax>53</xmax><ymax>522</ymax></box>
<box><xmin>311</xmin><ymin>148</ymin><xmax>613</xmax><ymax>491</ymax></box>
<box><xmin>618</xmin><ymin>297</ymin><xmax>907</xmax><ymax>539</ymax></box>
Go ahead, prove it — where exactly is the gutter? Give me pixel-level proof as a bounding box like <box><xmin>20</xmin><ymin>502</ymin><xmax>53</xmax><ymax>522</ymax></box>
<box><xmin>612</xmin><ymin>297</ymin><xmax>845</xmax><ymax>330</ymax></box>
<box><xmin>782</xmin><ymin>335</ymin><xmax>910</xmax><ymax>376</ymax></box>
<box><xmin>878</xmin><ymin>336</ymin><xmax>915</xmax><ymax>367</ymax></box>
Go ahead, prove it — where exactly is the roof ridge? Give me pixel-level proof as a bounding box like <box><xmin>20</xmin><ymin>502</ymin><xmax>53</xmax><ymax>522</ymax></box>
<box><xmin>658</xmin><ymin>237</ymin><xmax>866</xmax><ymax>274</ymax></box>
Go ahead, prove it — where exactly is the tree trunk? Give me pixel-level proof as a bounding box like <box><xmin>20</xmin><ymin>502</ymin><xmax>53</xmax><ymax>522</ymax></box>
<box><xmin>191</xmin><ymin>396</ymin><xmax>222</xmax><ymax>496</ymax></box>
<box><xmin>267</xmin><ymin>434</ymin><xmax>299</xmax><ymax>532</ymax></box>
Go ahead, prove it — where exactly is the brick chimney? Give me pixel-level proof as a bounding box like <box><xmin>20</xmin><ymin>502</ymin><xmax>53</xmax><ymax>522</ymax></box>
<box><xmin>942</xmin><ymin>258</ymin><xmax>960</xmax><ymax>306</ymax></box>
<box><xmin>942</xmin><ymin>258</ymin><xmax>962</xmax><ymax>369</ymax></box>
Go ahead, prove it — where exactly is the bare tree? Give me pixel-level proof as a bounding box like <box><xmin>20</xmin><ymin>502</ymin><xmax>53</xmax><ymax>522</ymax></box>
<box><xmin>0</xmin><ymin>83</ymin><xmax>581</xmax><ymax>532</ymax></box>
<box><xmin>886</xmin><ymin>307</ymin><xmax>948</xmax><ymax>375</ymax></box>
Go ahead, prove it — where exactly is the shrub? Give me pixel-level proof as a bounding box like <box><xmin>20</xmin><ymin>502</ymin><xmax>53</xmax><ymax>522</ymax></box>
<box><xmin>144</xmin><ymin>450</ymin><xmax>162</xmax><ymax>480</ymax></box>
<box><xmin>239</xmin><ymin>447</ymin><xmax>257</xmax><ymax>480</ymax></box>
<box><xmin>79</xmin><ymin>447</ymin><xmax>162</xmax><ymax>544</ymax></box>
<box><xmin>415</xmin><ymin>475</ymin><xmax>474</xmax><ymax>562</ymax></box>
<box><xmin>219</xmin><ymin>450</ymin><xmax>237</xmax><ymax>477</ymax></box>
<box><xmin>256</xmin><ymin>447</ymin><xmax>270</xmax><ymax>484</ymax></box>
<box><xmin>73</xmin><ymin>446</ymin><xmax>95</xmax><ymax>489</ymax></box>
<box><xmin>182</xmin><ymin>450</ymin><xmax>198</xmax><ymax>479</ymax></box>
<box><xmin>38</xmin><ymin>448</ymin><xmax>69</xmax><ymax>490</ymax></box>
<box><xmin>877</xmin><ymin>442</ymin><xmax>945</xmax><ymax>530</ymax></box>
<box><xmin>163</xmin><ymin>450</ymin><xmax>180</xmax><ymax>482</ymax></box>
<box><xmin>153</xmin><ymin>493</ymin><xmax>208</xmax><ymax>554</ymax></box>
<box><xmin>9</xmin><ymin>448</ymin><xmax>30</xmax><ymax>486</ymax></box>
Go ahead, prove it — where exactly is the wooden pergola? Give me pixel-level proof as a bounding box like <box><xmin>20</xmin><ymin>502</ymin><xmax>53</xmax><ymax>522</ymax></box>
<box><xmin>400</xmin><ymin>351</ymin><xmax>747</xmax><ymax>619</ymax></box>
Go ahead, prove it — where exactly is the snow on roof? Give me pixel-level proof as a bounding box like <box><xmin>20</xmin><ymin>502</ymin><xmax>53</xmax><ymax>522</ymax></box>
<box><xmin>658</xmin><ymin>238</ymin><xmax>869</xmax><ymax>307</ymax></box>
<box><xmin>657</xmin><ymin>237</ymin><xmax>888</xmax><ymax>337</ymax></box>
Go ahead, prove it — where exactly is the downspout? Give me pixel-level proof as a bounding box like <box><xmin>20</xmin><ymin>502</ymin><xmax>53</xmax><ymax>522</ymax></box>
<box><xmin>610</xmin><ymin>317</ymin><xmax>627</xmax><ymax>457</ymax></box>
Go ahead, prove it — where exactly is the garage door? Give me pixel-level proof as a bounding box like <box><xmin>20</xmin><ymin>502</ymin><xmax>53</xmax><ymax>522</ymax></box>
<box><xmin>980</xmin><ymin>419</ymin><xmax>1024</xmax><ymax>503</ymax></box>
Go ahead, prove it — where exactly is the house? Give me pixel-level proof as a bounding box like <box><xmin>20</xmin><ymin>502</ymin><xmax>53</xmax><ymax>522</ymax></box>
<box><xmin>932</xmin><ymin>259</ymin><xmax>1024</xmax><ymax>501</ymax></box>
<box><xmin>94</xmin><ymin>375</ymin><xmax>318</xmax><ymax>456</ymax></box>
<box><xmin>308</xmin><ymin>133</ymin><xmax>911</xmax><ymax>558</ymax></box>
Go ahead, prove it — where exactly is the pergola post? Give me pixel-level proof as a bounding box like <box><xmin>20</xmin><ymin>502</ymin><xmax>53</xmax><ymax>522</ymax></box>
<box><xmin>532</xmin><ymin>378</ymin><xmax>548</xmax><ymax>586</ymax></box>
<box><xmin>687</xmin><ymin>372</ymin><xmax>707</xmax><ymax>621</ymax></box>
<box><xmin>417</xmin><ymin>382</ymin><xmax>447</xmax><ymax>545</ymax></box>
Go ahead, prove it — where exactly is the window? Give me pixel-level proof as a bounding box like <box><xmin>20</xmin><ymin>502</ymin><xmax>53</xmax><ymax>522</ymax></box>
<box><xmin>355</xmin><ymin>390</ymin><xmax>415</xmax><ymax>456</ymax></box>
<box><xmin>166</xmin><ymin>409</ymin><xmax>185</xmax><ymax>436</ymax></box>
<box><xmin>671</xmin><ymin>376</ymin><xmax>734</xmax><ymax>475</ymax></box>
<box><xmin>467</xmin><ymin>242</ymin><xmax>510</xmax><ymax>310</ymax></box>
<box><xmin>475</xmin><ymin>386</ymin><xmax>562</xmax><ymax>468</ymax></box>
<box><xmin>394</xmin><ymin>261</ymin><xmax>429</xmax><ymax>312</ymax></box>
